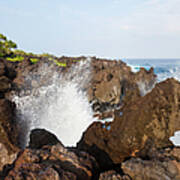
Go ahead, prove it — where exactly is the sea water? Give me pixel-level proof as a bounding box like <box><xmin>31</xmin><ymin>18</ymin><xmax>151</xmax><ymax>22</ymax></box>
<box><xmin>123</xmin><ymin>58</ymin><xmax>180</xmax><ymax>82</ymax></box>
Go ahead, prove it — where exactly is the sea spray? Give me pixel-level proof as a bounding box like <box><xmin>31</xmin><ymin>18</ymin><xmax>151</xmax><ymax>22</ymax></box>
<box><xmin>12</xmin><ymin>58</ymin><xmax>96</xmax><ymax>147</ymax></box>
<box><xmin>137</xmin><ymin>81</ymin><xmax>155</xmax><ymax>96</ymax></box>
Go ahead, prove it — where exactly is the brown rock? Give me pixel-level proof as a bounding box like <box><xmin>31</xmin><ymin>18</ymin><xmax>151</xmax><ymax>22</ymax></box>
<box><xmin>88</xmin><ymin>58</ymin><xmax>156</xmax><ymax>115</ymax></box>
<box><xmin>5</xmin><ymin>129</ymin><xmax>99</xmax><ymax>180</ymax></box>
<box><xmin>0</xmin><ymin>76</ymin><xmax>11</xmax><ymax>92</ymax></box>
<box><xmin>122</xmin><ymin>157</ymin><xmax>180</xmax><ymax>180</ymax></box>
<box><xmin>99</xmin><ymin>170</ymin><xmax>131</xmax><ymax>180</ymax></box>
<box><xmin>78</xmin><ymin>78</ymin><xmax>180</xmax><ymax>168</ymax></box>
<box><xmin>0</xmin><ymin>61</ymin><xmax>5</xmax><ymax>76</ymax></box>
<box><xmin>29</xmin><ymin>128</ymin><xmax>62</xmax><ymax>149</ymax></box>
<box><xmin>0</xmin><ymin>99</ymin><xmax>19</xmax><ymax>172</ymax></box>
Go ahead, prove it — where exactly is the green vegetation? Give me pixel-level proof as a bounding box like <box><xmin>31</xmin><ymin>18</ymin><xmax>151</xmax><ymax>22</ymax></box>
<box><xmin>6</xmin><ymin>56</ymin><xmax>24</xmax><ymax>62</ymax></box>
<box><xmin>54</xmin><ymin>60</ymin><xmax>67</xmax><ymax>67</ymax></box>
<box><xmin>0</xmin><ymin>34</ymin><xmax>17</xmax><ymax>57</ymax></box>
<box><xmin>30</xmin><ymin>58</ymin><xmax>39</xmax><ymax>64</ymax></box>
<box><xmin>0</xmin><ymin>33</ymin><xmax>72</xmax><ymax>68</ymax></box>
<box><xmin>73</xmin><ymin>59</ymin><xmax>80</xmax><ymax>62</ymax></box>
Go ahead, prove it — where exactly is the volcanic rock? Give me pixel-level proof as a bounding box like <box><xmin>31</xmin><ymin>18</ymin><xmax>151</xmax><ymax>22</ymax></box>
<box><xmin>4</xmin><ymin>129</ymin><xmax>99</xmax><ymax>180</ymax></box>
<box><xmin>29</xmin><ymin>129</ymin><xmax>62</xmax><ymax>149</ymax></box>
<box><xmin>78</xmin><ymin>78</ymin><xmax>180</xmax><ymax>168</ymax></box>
<box><xmin>122</xmin><ymin>147</ymin><xmax>180</xmax><ymax>180</ymax></box>
<box><xmin>99</xmin><ymin>170</ymin><xmax>131</xmax><ymax>180</ymax></box>
<box><xmin>88</xmin><ymin>58</ymin><xmax>156</xmax><ymax>115</ymax></box>
<box><xmin>3</xmin><ymin>57</ymin><xmax>156</xmax><ymax>116</ymax></box>
<box><xmin>0</xmin><ymin>99</ymin><xmax>19</xmax><ymax>171</ymax></box>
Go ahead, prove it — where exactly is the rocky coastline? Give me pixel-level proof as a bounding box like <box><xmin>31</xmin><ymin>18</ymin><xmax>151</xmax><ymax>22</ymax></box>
<box><xmin>1</xmin><ymin>54</ymin><xmax>180</xmax><ymax>180</ymax></box>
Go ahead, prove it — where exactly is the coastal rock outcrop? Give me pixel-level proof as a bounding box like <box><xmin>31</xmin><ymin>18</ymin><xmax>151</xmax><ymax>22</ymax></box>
<box><xmin>4</xmin><ymin>129</ymin><xmax>99</xmax><ymax>180</ymax></box>
<box><xmin>78</xmin><ymin>78</ymin><xmax>180</xmax><ymax>168</ymax></box>
<box><xmin>99</xmin><ymin>170</ymin><xmax>131</xmax><ymax>180</ymax></box>
<box><xmin>2</xmin><ymin>57</ymin><xmax>178</xmax><ymax>179</ymax></box>
<box><xmin>1</xmin><ymin>57</ymin><xmax>156</xmax><ymax>118</ymax></box>
<box><xmin>121</xmin><ymin>147</ymin><xmax>180</xmax><ymax>180</ymax></box>
<box><xmin>88</xmin><ymin>58</ymin><xmax>156</xmax><ymax>116</ymax></box>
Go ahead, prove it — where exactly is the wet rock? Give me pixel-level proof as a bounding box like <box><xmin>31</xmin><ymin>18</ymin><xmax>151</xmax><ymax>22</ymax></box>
<box><xmin>5</xmin><ymin>129</ymin><xmax>99</xmax><ymax>180</ymax></box>
<box><xmin>78</xmin><ymin>78</ymin><xmax>180</xmax><ymax>168</ymax></box>
<box><xmin>29</xmin><ymin>128</ymin><xmax>62</xmax><ymax>149</ymax></box>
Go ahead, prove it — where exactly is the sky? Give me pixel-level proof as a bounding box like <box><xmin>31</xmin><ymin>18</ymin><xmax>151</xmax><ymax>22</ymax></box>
<box><xmin>0</xmin><ymin>0</ymin><xmax>180</xmax><ymax>59</ymax></box>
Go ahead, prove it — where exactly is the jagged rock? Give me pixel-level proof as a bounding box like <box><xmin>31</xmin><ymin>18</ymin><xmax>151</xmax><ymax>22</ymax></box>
<box><xmin>78</xmin><ymin>78</ymin><xmax>180</xmax><ymax>168</ymax></box>
<box><xmin>99</xmin><ymin>170</ymin><xmax>131</xmax><ymax>180</ymax></box>
<box><xmin>88</xmin><ymin>59</ymin><xmax>156</xmax><ymax>115</ymax></box>
<box><xmin>122</xmin><ymin>158</ymin><xmax>180</xmax><ymax>180</ymax></box>
<box><xmin>2</xmin><ymin>57</ymin><xmax>156</xmax><ymax>116</ymax></box>
<box><xmin>5</xmin><ymin>129</ymin><xmax>99</xmax><ymax>180</ymax></box>
<box><xmin>121</xmin><ymin>147</ymin><xmax>180</xmax><ymax>180</ymax></box>
<box><xmin>0</xmin><ymin>99</ymin><xmax>19</xmax><ymax>171</ymax></box>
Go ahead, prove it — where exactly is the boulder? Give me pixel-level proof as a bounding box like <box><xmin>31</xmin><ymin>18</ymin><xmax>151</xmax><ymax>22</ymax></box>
<box><xmin>78</xmin><ymin>78</ymin><xmax>180</xmax><ymax>168</ymax></box>
<box><xmin>29</xmin><ymin>128</ymin><xmax>62</xmax><ymax>149</ymax></box>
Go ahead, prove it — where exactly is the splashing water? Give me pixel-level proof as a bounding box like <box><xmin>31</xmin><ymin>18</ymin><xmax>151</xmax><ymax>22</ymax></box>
<box><xmin>12</xmin><ymin>59</ymin><xmax>96</xmax><ymax>147</ymax></box>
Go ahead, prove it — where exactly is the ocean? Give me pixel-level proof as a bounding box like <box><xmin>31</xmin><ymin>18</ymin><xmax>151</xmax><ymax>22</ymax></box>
<box><xmin>123</xmin><ymin>58</ymin><xmax>180</xmax><ymax>82</ymax></box>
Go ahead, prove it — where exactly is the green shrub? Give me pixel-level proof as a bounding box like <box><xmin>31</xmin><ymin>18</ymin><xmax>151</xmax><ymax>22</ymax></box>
<box><xmin>73</xmin><ymin>59</ymin><xmax>80</xmax><ymax>62</ymax></box>
<box><xmin>0</xmin><ymin>33</ymin><xmax>17</xmax><ymax>57</ymax></box>
<box><xmin>6</xmin><ymin>56</ymin><xmax>24</xmax><ymax>62</ymax></box>
<box><xmin>30</xmin><ymin>58</ymin><xmax>39</xmax><ymax>64</ymax></box>
<box><xmin>54</xmin><ymin>60</ymin><xmax>67</xmax><ymax>67</ymax></box>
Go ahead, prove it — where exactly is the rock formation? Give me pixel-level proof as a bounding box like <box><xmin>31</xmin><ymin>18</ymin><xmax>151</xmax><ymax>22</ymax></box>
<box><xmin>1</xmin><ymin>56</ymin><xmax>180</xmax><ymax>179</ymax></box>
<box><xmin>88</xmin><ymin>58</ymin><xmax>156</xmax><ymax>116</ymax></box>
<box><xmin>4</xmin><ymin>129</ymin><xmax>99</xmax><ymax>180</ymax></box>
<box><xmin>1</xmin><ymin>57</ymin><xmax>156</xmax><ymax>117</ymax></box>
<box><xmin>78</xmin><ymin>78</ymin><xmax>180</xmax><ymax>168</ymax></box>
<box><xmin>121</xmin><ymin>147</ymin><xmax>180</xmax><ymax>180</ymax></box>
<box><xmin>0</xmin><ymin>61</ymin><xmax>19</xmax><ymax>172</ymax></box>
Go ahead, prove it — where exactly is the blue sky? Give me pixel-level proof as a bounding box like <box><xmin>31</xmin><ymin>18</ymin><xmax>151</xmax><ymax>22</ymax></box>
<box><xmin>0</xmin><ymin>0</ymin><xmax>180</xmax><ymax>58</ymax></box>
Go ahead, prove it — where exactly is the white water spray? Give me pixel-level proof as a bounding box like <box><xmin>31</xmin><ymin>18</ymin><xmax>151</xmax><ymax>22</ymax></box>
<box><xmin>12</xmin><ymin>59</ymin><xmax>96</xmax><ymax>147</ymax></box>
